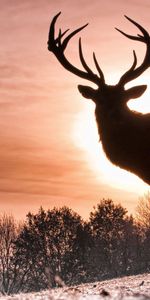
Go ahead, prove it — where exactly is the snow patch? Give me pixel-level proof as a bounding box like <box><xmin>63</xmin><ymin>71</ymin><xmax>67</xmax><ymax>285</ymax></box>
<box><xmin>1</xmin><ymin>274</ymin><xmax>150</xmax><ymax>299</ymax></box>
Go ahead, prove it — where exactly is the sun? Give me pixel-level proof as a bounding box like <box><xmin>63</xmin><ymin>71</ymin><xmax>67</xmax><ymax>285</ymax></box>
<box><xmin>72</xmin><ymin>98</ymin><xmax>149</xmax><ymax>194</ymax></box>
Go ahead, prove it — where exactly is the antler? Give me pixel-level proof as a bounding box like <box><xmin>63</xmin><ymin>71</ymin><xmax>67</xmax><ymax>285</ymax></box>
<box><xmin>48</xmin><ymin>12</ymin><xmax>105</xmax><ymax>86</ymax></box>
<box><xmin>116</xmin><ymin>16</ymin><xmax>150</xmax><ymax>86</ymax></box>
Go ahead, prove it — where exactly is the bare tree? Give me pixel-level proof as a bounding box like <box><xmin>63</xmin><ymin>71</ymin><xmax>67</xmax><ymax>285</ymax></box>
<box><xmin>48</xmin><ymin>13</ymin><xmax>150</xmax><ymax>185</ymax></box>
<box><xmin>0</xmin><ymin>214</ymin><xmax>16</xmax><ymax>294</ymax></box>
<box><xmin>136</xmin><ymin>192</ymin><xmax>150</xmax><ymax>228</ymax></box>
<box><xmin>0</xmin><ymin>214</ymin><xmax>23</xmax><ymax>295</ymax></box>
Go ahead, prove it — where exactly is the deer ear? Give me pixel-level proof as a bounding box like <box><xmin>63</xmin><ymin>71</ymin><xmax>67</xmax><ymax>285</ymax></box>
<box><xmin>125</xmin><ymin>85</ymin><xmax>147</xmax><ymax>100</ymax></box>
<box><xmin>78</xmin><ymin>85</ymin><xmax>97</xmax><ymax>101</ymax></box>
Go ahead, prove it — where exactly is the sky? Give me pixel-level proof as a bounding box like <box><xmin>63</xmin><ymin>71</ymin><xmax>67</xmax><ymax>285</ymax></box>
<box><xmin>0</xmin><ymin>0</ymin><xmax>150</xmax><ymax>221</ymax></box>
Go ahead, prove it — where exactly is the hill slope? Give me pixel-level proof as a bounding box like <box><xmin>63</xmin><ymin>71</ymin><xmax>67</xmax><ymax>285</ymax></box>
<box><xmin>1</xmin><ymin>273</ymin><xmax>150</xmax><ymax>299</ymax></box>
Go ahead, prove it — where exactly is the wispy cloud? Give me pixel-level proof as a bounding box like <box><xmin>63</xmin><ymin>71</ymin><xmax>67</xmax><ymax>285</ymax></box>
<box><xmin>0</xmin><ymin>0</ymin><xmax>149</xmax><ymax>220</ymax></box>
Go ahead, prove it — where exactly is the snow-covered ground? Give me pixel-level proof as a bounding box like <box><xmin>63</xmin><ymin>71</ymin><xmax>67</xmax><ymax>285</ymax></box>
<box><xmin>1</xmin><ymin>273</ymin><xmax>150</xmax><ymax>299</ymax></box>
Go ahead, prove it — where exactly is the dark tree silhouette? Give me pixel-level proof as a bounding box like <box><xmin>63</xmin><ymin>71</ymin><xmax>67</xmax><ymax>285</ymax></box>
<box><xmin>88</xmin><ymin>199</ymin><xmax>129</xmax><ymax>279</ymax></box>
<box><xmin>2</xmin><ymin>201</ymin><xmax>150</xmax><ymax>294</ymax></box>
<box><xmin>135</xmin><ymin>193</ymin><xmax>150</xmax><ymax>272</ymax></box>
<box><xmin>48</xmin><ymin>13</ymin><xmax>150</xmax><ymax>185</ymax></box>
<box><xmin>14</xmin><ymin>207</ymin><xmax>87</xmax><ymax>291</ymax></box>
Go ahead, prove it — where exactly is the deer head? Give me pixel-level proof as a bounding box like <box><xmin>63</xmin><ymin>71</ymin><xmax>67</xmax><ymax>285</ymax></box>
<box><xmin>48</xmin><ymin>13</ymin><xmax>150</xmax><ymax>185</ymax></box>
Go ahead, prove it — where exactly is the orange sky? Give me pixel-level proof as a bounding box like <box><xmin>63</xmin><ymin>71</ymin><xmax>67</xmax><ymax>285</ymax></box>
<box><xmin>0</xmin><ymin>0</ymin><xmax>150</xmax><ymax>221</ymax></box>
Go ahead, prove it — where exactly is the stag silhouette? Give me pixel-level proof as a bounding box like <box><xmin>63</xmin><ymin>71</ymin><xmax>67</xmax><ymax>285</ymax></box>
<box><xmin>48</xmin><ymin>12</ymin><xmax>150</xmax><ymax>185</ymax></box>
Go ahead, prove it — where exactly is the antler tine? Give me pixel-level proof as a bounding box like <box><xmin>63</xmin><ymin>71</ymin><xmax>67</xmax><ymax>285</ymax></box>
<box><xmin>129</xmin><ymin>50</ymin><xmax>138</xmax><ymax>70</ymax></box>
<box><xmin>124</xmin><ymin>16</ymin><xmax>150</xmax><ymax>41</ymax></box>
<box><xmin>48</xmin><ymin>11</ymin><xmax>61</xmax><ymax>51</ymax></box>
<box><xmin>79</xmin><ymin>38</ymin><xmax>105</xmax><ymax>83</ymax></box>
<box><xmin>48</xmin><ymin>13</ymin><xmax>102</xmax><ymax>85</ymax></box>
<box><xmin>118</xmin><ymin>50</ymin><xmax>137</xmax><ymax>85</ymax></box>
<box><xmin>93</xmin><ymin>52</ymin><xmax>105</xmax><ymax>84</ymax></box>
<box><xmin>79</xmin><ymin>38</ymin><xmax>94</xmax><ymax>75</ymax></box>
<box><xmin>116</xmin><ymin>16</ymin><xmax>149</xmax><ymax>42</ymax></box>
<box><xmin>115</xmin><ymin>28</ymin><xmax>140</xmax><ymax>41</ymax></box>
<box><xmin>56</xmin><ymin>28</ymin><xmax>70</xmax><ymax>45</ymax></box>
<box><xmin>62</xmin><ymin>23</ymin><xmax>89</xmax><ymax>51</ymax></box>
<box><xmin>116</xmin><ymin>16</ymin><xmax>150</xmax><ymax>85</ymax></box>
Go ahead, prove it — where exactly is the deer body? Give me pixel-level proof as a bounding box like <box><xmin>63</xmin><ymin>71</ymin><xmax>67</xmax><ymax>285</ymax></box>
<box><xmin>95</xmin><ymin>96</ymin><xmax>150</xmax><ymax>184</ymax></box>
<box><xmin>48</xmin><ymin>13</ymin><xmax>150</xmax><ymax>185</ymax></box>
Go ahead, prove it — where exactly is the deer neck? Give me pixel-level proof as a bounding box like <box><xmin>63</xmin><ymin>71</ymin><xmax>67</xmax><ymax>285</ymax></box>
<box><xmin>94</xmin><ymin>103</ymin><xmax>132</xmax><ymax>147</ymax></box>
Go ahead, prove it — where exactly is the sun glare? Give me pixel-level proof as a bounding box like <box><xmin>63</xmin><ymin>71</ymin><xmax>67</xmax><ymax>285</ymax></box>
<box><xmin>72</xmin><ymin>97</ymin><xmax>149</xmax><ymax>194</ymax></box>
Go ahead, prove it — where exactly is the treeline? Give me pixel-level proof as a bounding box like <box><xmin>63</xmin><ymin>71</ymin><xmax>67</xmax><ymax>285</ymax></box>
<box><xmin>1</xmin><ymin>197</ymin><xmax>150</xmax><ymax>295</ymax></box>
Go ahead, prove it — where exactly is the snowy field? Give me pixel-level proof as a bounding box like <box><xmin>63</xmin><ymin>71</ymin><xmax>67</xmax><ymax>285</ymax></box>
<box><xmin>1</xmin><ymin>273</ymin><xmax>150</xmax><ymax>300</ymax></box>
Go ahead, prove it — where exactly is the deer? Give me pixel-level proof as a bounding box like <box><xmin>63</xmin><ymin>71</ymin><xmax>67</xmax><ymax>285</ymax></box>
<box><xmin>47</xmin><ymin>12</ymin><xmax>150</xmax><ymax>185</ymax></box>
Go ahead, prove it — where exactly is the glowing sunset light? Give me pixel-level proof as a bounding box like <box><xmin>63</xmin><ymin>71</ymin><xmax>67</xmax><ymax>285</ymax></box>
<box><xmin>72</xmin><ymin>100</ymin><xmax>149</xmax><ymax>194</ymax></box>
